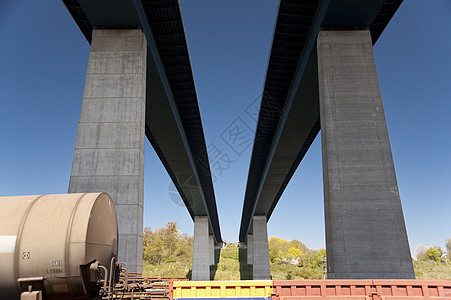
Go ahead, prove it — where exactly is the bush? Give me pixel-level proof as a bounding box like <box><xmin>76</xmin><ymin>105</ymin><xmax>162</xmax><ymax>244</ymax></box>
<box><xmin>426</xmin><ymin>247</ymin><xmax>443</xmax><ymax>262</ymax></box>
<box><xmin>268</xmin><ymin>236</ymin><xmax>325</xmax><ymax>279</ymax></box>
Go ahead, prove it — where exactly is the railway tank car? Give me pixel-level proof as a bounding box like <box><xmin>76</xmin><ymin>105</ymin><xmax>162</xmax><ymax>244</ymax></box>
<box><xmin>0</xmin><ymin>193</ymin><xmax>118</xmax><ymax>299</ymax></box>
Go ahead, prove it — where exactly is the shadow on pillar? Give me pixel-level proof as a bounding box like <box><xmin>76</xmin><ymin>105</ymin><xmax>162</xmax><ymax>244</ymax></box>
<box><xmin>239</xmin><ymin>248</ymin><xmax>253</xmax><ymax>280</ymax></box>
<box><xmin>209</xmin><ymin>248</ymin><xmax>221</xmax><ymax>280</ymax></box>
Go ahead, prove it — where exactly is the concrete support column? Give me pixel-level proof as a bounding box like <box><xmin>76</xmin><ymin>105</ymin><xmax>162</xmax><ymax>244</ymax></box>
<box><xmin>209</xmin><ymin>235</ymin><xmax>215</xmax><ymax>266</ymax></box>
<box><xmin>317</xmin><ymin>30</ymin><xmax>414</xmax><ymax>279</ymax></box>
<box><xmin>246</xmin><ymin>234</ymin><xmax>254</xmax><ymax>265</ymax></box>
<box><xmin>68</xmin><ymin>29</ymin><xmax>147</xmax><ymax>273</ymax></box>
<box><xmin>192</xmin><ymin>216</ymin><xmax>210</xmax><ymax>280</ymax></box>
<box><xmin>252</xmin><ymin>216</ymin><xmax>270</xmax><ymax>279</ymax></box>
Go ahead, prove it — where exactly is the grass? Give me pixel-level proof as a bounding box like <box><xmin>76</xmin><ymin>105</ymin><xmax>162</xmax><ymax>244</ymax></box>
<box><xmin>414</xmin><ymin>260</ymin><xmax>451</xmax><ymax>279</ymax></box>
<box><xmin>143</xmin><ymin>261</ymin><xmax>190</xmax><ymax>278</ymax></box>
<box><xmin>270</xmin><ymin>263</ymin><xmax>323</xmax><ymax>280</ymax></box>
<box><xmin>212</xmin><ymin>243</ymin><xmax>251</xmax><ymax>280</ymax></box>
<box><xmin>143</xmin><ymin>245</ymin><xmax>451</xmax><ymax>280</ymax></box>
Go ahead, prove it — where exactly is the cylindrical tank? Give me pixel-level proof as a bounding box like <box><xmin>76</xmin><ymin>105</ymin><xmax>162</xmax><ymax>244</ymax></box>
<box><xmin>0</xmin><ymin>193</ymin><xmax>118</xmax><ymax>299</ymax></box>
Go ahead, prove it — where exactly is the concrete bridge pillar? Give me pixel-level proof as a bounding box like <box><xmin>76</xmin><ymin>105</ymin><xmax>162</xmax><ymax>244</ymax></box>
<box><xmin>251</xmin><ymin>216</ymin><xmax>271</xmax><ymax>279</ymax></box>
<box><xmin>317</xmin><ymin>30</ymin><xmax>414</xmax><ymax>279</ymax></box>
<box><xmin>209</xmin><ymin>235</ymin><xmax>215</xmax><ymax>266</ymax></box>
<box><xmin>68</xmin><ymin>29</ymin><xmax>147</xmax><ymax>273</ymax></box>
<box><xmin>192</xmin><ymin>216</ymin><xmax>212</xmax><ymax>280</ymax></box>
<box><xmin>246</xmin><ymin>234</ymin><xmax>254</xmax><ymax>265</ymax></box>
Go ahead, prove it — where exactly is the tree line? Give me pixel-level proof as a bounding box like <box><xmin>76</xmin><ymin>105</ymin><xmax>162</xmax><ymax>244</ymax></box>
<box><xmin>142</xmin><ymin>222</ymin><xmax>451</xmax><ymax>279</ymax></box>
<box><xmin>268</xmin><ymin>236</ymin><xmax>326</xmax><ymax>279</ymax></box>
<box><xmin>415</xmin><ymin>238</ymin><xmax>451</xmax><ymax>263</ymax></box>
<box><xmin>143</xmin><ymin>222</ymin><xmax>193</xmax><ymax>278</ymax></box>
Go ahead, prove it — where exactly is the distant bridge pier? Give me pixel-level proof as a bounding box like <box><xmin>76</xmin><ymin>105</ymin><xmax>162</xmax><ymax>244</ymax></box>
<box><xmin>248</xmin><ymin>216</ymin><xmax>271</xmax><ymax>280</ymax></box>
<box><xmin>69</xmin><ymin>29</ymin><xmax>147</xmax><ymax>273</ymax></box>
<box><xmin>192</xmin><ymin>216</ymin><xmax>216</xmax><ymax>280</ymax></box>
<box><xmin>246</xmin><ymin>234</ymin><xmax>253</xmax><ymax>265</ymax></box>
<box><xmin>209</xmin><ymin>235</ymin><xmax>215</xmax><ymax>266</ymax></box>
<box><xmin>317</xmin><ymin>30</ymin><xmax>415</xmax><ymax>279</ymax></box>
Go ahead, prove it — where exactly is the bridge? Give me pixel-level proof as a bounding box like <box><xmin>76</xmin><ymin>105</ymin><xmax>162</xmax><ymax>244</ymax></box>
<box><xmin>63</xmin><ymin>0</ymin><xmax>221</xmax><ymax>280</ymax></box>
<box><xmin>239</xmin><ymin>0</ymin><xmax>415</xmax><ymax>280</ymax></box>
<box><xmin>63</xmin><ymin>0</ymin><xmax>416</xmax><ymax>281</ymax></box>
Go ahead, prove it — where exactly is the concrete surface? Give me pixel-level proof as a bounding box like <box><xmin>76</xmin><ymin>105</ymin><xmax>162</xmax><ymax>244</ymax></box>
<box><xmin>247</xmin><ymin>234</ymin><xmax>254</xmax><ymax>265</ymax></box>
<box><xmin>252</xmin><ymin>216</ymin><xmax>271</xmax><ymax>279</ymax></box>
<box><xmin>209</xmin><ymin>235</ymin><xmax>215</xmax><ymax>266</ymax></box>
<box><xmin>317</xmin><ymin>30</ymin><xmax>415</xmax><ymax>279</ymax></box>
<box><xmin>69</xmin><ymin>29</ymin><xmax>147</xmax><ymax>273</ymax></box>
<box><xmin>192</xmin><ymin>216</ymin><xmax>210</xmax><ymax>280</ymax></box>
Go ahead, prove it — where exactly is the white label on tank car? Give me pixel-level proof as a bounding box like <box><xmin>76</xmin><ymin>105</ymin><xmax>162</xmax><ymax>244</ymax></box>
<box><xmin>0</xmin><ymin>235</ymin><xmax>17</xmax><ymax>253</ymax></box>
<box><xmin>51</xmin><ymin>260</ymin><xmax>63</xmax><ymax>267</ymax></box>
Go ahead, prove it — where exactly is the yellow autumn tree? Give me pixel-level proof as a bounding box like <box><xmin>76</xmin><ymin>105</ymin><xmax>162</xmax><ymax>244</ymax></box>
<box><xmin>287</xmin><ymin>247</ymin><xmax>303</xmax><ymax>259</ymax></box>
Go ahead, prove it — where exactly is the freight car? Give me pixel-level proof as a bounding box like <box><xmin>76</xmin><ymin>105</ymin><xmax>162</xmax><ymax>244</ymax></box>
<box><xmin>0</xmin><ymin>193</ymin><xmax>119</xmax><ymax>300</ymax></box>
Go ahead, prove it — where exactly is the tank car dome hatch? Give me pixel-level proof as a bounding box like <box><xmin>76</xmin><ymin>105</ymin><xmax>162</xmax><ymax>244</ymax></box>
<box><xmin>0</xmin><ymin>193</ymin><xmax>118</xmax><ymax>299</ymax></box>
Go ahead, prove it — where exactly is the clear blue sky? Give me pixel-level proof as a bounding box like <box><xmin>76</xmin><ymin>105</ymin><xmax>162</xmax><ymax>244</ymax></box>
<box><xmin>1</xmin><ymin>1</ymin><xmax>450</xmax><ymax>255</ymax></box>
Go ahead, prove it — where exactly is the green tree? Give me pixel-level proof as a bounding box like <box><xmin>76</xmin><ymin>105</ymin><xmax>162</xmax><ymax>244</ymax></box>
<box><xmin>142</xmin><ymin>222</ymin><xmax>193</xmax><ymax>278</ymax></box>
<box><xmin>426</xmin><ymin>246</ymin><xmax>443</xmax><ymax>262</ymax></box>
<box><xmin>267</xmin><ymin>236</ymin><xmax>326</xmax><ymax>279</ymax></box>
<box><xmin>312</xmin><ymin>248</ymin><xmax>327</xmax><ymax>267</ymax></box>
<box><xmin>268</xmin><ymin>236</ymin><xmax>290</xmax><ymax>264</ymax></box>
<box><xmin>446</xmin><ymin>238</ymin><xmax>451</xmax><ymax>253</ymax></box>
